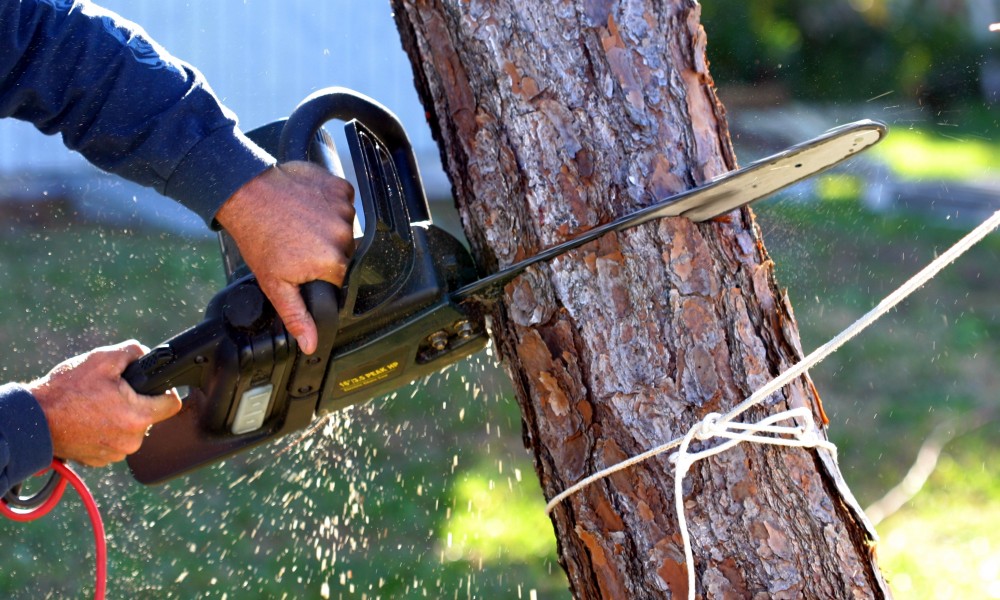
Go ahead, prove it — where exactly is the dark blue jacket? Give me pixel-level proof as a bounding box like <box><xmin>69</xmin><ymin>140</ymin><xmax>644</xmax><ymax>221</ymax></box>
<box><xmin>0</xmin><ymin>0</ymin><xmax>277</xmax><ymax>492</ymax></box>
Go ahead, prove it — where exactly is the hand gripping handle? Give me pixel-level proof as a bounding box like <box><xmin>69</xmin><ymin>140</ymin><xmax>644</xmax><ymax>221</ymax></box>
<box><xmin>276</xmin><ymin>89</ymin><xmax>365</xmax><ymax>368</ymax></box>
<box><xmin>124</xmin><ymin>87</ymin><xmax>361</xmax><ymax>400</ymax></box>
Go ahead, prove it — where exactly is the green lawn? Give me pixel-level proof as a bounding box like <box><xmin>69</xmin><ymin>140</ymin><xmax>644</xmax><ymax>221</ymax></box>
<box><xmin>873</xmin><ymin>127</ymin><xmax>1000</xmax><ymax>181</ymax></box>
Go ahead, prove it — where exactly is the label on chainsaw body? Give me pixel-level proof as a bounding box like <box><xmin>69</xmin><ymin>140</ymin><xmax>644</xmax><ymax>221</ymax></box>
<box><xmin>336</xmin><ymin>356</ymin><xmax>403</xmax><ymax>395</ymax></box>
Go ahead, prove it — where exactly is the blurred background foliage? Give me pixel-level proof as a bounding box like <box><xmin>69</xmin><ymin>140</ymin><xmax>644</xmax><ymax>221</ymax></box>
<box><xmin>701</xmin><ymin>0</ymin><xmax>994</xmax><ymax>110</ymax></box>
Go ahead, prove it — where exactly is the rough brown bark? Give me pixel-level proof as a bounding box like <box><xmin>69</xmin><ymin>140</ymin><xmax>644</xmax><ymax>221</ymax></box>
<box><xmin>392</xmin><ymin>1</ymin><xmax>891</xmax><ymax>598</ymax></box>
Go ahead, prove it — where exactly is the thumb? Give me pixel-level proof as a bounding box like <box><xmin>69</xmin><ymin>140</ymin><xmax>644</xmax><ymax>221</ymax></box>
<box><xmin>118</xmin><ymin>375</ymin><xmax>183</xmax><ymax>425</ymax></box>
<box><xmin>143</xmin><ymin>389</ymin><xmax>183</xmax><ymax>424</ymax></box>
<box><xmin>260</xmin><ymin>279</ymin><xmax>318</xmax><ymax>355</ymax></box>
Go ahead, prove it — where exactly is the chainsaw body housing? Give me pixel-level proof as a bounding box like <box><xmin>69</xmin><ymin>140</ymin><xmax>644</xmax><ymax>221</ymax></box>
<box><xmin>125</xmin><ymin>89</ymin><xmax>487</xmax><ymax>484</ymax></box>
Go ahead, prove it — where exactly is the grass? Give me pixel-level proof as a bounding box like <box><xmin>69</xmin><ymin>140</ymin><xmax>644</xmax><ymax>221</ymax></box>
<box><xmin>875</xmin><ymin>429</ymin><xmax>1000</xmax><ymax>598</ymax></box>
<box><xmin>873</xmin><ymin>128</ymin><xmax>1000</xmax><ymax>181</ymax></box>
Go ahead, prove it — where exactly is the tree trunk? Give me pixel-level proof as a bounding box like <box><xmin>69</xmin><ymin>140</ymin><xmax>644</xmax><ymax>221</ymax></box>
<box><xmin>391</xmin><ymin>1</ymin><xmax>891</xmax><ymax>598</ymax></box>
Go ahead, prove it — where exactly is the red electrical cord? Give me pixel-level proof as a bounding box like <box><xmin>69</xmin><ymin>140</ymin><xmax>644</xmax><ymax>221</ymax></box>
<box><xmin>0</xmin><ymin>460</ymin><xmax>107</xmax><ymax>600</ymax></box>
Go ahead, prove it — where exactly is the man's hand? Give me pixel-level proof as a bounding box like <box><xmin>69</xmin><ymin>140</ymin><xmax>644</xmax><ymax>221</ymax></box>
<box><xmin>215</xmin><ymin>161</ymin><xmax>355</xmax><ymax>354</ymax></box>
<box><xmin>27</xmin><ymin>341</ymin><xmax>182</xmax><ymax>467</ymax></box>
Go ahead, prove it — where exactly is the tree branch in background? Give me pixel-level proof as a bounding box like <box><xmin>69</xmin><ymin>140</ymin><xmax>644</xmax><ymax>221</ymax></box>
<box><xmin>865</xmin><ymin>407</ymin><xmax>999</xmax><ymax>526</ymax></box>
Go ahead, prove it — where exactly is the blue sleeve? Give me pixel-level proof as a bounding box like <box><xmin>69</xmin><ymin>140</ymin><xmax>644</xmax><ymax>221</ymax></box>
<box><xmin>0</xmin><ymin>383</ymin><xmax>53</xmax><ymax>496</ymax></box>
<box><xmin>0</xmin><ymin>0</ymin><xmax>276</xmax><ymax>227</ymax></box>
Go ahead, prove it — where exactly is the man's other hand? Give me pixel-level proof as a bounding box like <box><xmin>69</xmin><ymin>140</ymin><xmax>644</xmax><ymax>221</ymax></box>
<box><xmin>27</xmin><ymin>341</ymin><xmax>182</xmax><ymax>467</ymax></box>
<box><xmin>215</xmin><ymin>161</ymin><xmax>356</xmax><ymax>355</ymax></box>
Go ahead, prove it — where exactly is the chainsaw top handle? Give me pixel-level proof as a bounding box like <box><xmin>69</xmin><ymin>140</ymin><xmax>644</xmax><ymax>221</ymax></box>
<box><xmin>279</xmin><ymin>87</ymin><xmax>432</xmax><ymax>248</ymax></box>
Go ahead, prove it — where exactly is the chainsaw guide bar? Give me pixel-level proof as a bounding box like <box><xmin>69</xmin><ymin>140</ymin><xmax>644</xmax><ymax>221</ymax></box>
<box><xmin>453</xmin><ymin>119</ymin><xmax>886</xmax><ymax>302</ymax></box>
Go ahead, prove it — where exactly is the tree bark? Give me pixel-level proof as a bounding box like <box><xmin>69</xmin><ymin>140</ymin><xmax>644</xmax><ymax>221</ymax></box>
<box><xmin>391</xmin><ymin>1</ymin><xmax>891</xmax><ymax>598</ymax></box>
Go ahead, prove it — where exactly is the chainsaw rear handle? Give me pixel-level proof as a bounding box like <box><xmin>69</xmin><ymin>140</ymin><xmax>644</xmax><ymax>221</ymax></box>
<box><xmin>122</xmin><ymin>274</ymin><xmax>277</xmax><ymax>401</ymax></box>
<box><xmin>123</xmin><ymin>323</ymin><xmax>221</xmax><ymax>395</ymax></box>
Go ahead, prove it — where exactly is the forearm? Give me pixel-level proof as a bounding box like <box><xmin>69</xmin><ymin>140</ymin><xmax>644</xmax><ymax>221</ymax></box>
<box><xmin>0</xmin><ymin>383</ymin><xmax>53</xmax><ymax>495</ymax></box>
<box><xmin>0</xmin><ymin>0</ymin><xmax>274</xmax><ymax>225</ymax></box>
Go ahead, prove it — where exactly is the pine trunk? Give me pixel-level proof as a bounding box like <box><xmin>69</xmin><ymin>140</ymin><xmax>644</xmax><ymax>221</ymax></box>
<box><xmin>391</xmin><ymin>1</ymin><xmax>891</xmax><ymax>597</ymax></box>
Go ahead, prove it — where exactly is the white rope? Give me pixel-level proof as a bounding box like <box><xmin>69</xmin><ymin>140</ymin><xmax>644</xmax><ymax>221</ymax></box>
<box><xmin>544</xmin><ymin>208</ymin><xmax>1000</xmax><ymax>594</ymax></box>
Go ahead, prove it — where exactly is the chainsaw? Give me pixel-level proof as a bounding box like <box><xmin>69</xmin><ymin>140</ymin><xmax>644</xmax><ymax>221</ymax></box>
<box><xmin>123</xmin><ymin>87</ymin><xmax>886</xmax><ymax>484</ymax></box>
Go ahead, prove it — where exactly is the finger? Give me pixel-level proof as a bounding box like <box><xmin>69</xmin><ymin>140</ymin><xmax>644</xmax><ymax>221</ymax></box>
<box><xmin>101</xmin><ymin>339</ymin><xmax>147</xmax><ymax>371</ymax></box>
<box><xmin>330</xmin><ymin>180</ymin><xmax>356</xmax><ymax>215</ymax></box>
<box><xmin>261</xmin><ymin>279</ymin><xmax>318</xmax><ymax>354</ymax></box>
<box><xmin>76</xmin><ymin>450</ymin><xmax>119</xmax><ymax>468</ymax></box>
<box><xmin>100</xmin><ymin>451</ymin><xmax>127</xmax><ymax>466</ymax></box>
<box><xmin>119</xmin><ymin>373</ymin><xmax>183</xmax><ymax>420</ymax></box>
<box><xmin>113</xmin><ymin>339</ymin><xmax>147</xmax><ymax>355</ymax></box>
<box><xmin>321</xmin><ymin>250</ymin><xmax>352</xmax><ymax>287</ymax></box>
<box><xmin>143</xmin><ymin>389</ymin><xmax>183</xmax><ymax>424</ymax></box>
